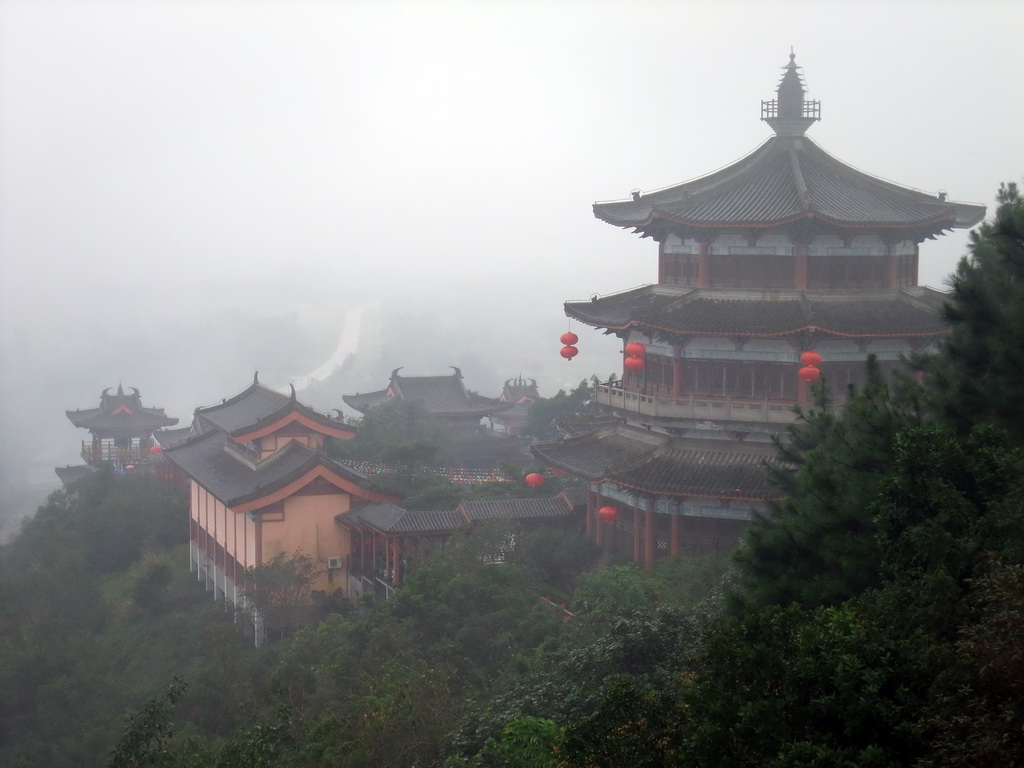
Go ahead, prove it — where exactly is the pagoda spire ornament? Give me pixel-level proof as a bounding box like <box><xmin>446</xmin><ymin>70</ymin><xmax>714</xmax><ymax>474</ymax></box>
<box><xmin>761</xmin><ymin>50</ymin><xmax>820</xmax><ymax>137</ymax></box>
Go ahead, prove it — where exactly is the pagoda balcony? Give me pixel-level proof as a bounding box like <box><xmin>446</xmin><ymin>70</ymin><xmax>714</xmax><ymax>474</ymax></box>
<box><xmin>595</xmin><ymin>384</ymin><xmax>799</xmax><ymax>425</ymax></box>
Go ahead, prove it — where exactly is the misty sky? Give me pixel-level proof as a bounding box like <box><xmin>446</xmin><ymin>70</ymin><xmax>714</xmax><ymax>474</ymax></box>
<box><xmin>1</xmin><ymin>1</ymin><xmax>1020</xmax><ymax>518</ymax></box>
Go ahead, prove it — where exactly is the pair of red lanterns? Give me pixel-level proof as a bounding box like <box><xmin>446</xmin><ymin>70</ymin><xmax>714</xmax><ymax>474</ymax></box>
<box><xmin>624</xmin><ymin>341</ymin><xmax>646</xmax><ymax>372</ymax></box>
<box><xmin>560</xmin><ymin>331</ymin><xmax>579</xmax><ymax>361</ymax></box>
<box><xmin>799</xmin><ymin>350</ymin><xmax>822</xmax><ymax>382</ymax></box>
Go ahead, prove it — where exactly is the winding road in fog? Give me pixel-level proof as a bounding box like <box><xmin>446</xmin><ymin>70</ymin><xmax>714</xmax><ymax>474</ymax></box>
<box><xmin>291</xmin><ymin>305</ymin><xmax>364</xmax><ymax>391</ymax></box>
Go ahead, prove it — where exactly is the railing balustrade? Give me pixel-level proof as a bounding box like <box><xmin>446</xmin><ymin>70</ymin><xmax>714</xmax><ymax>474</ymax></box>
<box><xmin>595</xmin><ymin>384</ymin><xmax>800</xmax><ymax>424</ymax></box>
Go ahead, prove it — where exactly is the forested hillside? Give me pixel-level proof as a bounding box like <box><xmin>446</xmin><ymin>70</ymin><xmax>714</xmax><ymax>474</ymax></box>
<box><xmin>2</xmin><ymin>184</ymin><xmax>1023</xmax><ymax>767</ymax></box>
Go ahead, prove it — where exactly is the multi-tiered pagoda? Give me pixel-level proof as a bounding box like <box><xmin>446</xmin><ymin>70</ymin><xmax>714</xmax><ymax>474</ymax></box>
<box><xmin>533</xmin><ymin>55</ymin><xmax>985</xmax><ymax>566</ymax></box>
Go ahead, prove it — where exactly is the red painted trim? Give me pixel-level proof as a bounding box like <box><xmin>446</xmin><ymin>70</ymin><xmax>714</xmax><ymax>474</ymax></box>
<box><xmin>232</xmin><ymin>411</ymin><xmax>356</xmax><ymax>442</ymax></box>
<box><xmin>233</xmin><ymin>465</ymin><xmax>393</xmax><ymax>514</ymax></box>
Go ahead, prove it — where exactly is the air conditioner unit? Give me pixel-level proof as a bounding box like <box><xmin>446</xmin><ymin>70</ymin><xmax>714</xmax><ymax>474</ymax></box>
<box><xmin>327</xmin><ymin>556</ymin><xmax>343</xmax><ymax>570</ymax></box>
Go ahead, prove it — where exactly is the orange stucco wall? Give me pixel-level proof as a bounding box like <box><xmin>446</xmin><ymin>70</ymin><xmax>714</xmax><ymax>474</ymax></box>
<box><xmin>260</xmin><ymin>491</ymin><xmax>352</xmax><ymax>594</ymax></box>
<box><xmin>192</xmin><ymin>481</ymin><xmax>354</xmax><ymax>597</ymax></box>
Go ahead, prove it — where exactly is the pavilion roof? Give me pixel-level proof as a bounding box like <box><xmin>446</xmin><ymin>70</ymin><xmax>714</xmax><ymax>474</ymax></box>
<box><xmin>566</xmin><ymin>286</ymin><xmax>949</xmax><ymax>339</ymax></box>
<box><xmin>343</xmin><ymin>367</ymin><xmax>512</xmax><ymax>418</ymax></box>
<box><xmin>593</xmin><ymin>55</ymin><xmax>984</xmax><ymax>241</ymax></box>
<box><xmin>66</xmin><ymin>384</ymin><xmax>178</xmax><ymax>435</ymax></box>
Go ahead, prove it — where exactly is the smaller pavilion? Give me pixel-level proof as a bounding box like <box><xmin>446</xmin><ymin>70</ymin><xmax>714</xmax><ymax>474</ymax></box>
<box><xmin>61</xmin><ymin>385</ymin><xmax>178</xmax><ymax>479</ymax></box>
<box><xmin>490</xmin><ymin>376</ymin><xmax>541</xmax><ymax>436</ymax></box>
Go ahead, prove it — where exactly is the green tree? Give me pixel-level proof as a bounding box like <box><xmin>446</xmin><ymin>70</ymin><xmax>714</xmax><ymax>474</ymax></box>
<box><xmin>526</xmin><ymin>377</ymin><xmax>603</xmax><ymax>440</ymax></box>
<box><xmin>733</xmin><ymin>358</ymin><xmax>927</xmax><ymax>609</ymax></box>
<box><xmin>243</xmin><ymin>551</ymin><xmax>319</xmax><ymax>642</ymax></box>
<box><xmin>330</xmin><ymin>399</ymin><xmax>454</xmax><ymax>469</ymax></box>
<box><xmin>931</xmin><ymin>182</ymin><xmax>1024</xmax><ymax>442</ymax></box>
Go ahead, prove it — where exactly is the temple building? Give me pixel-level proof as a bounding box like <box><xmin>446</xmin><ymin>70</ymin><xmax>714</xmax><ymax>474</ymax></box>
<box><xmin>533</xmin><ymin>54</ymin><xmax>985</xmax><ymax>566</ymax></box>
<box><xmin>343</xmin><ymin>366</ymin><xmax>512</xmax><ymax>429</ymax></box>
<box><xmin>57</xmin><ymin>384</ymin><xmax>178</xmax><ymax>485</ymax></box>
<box><xmin>162</xmin><ymin>374</ymin><xmax>394</xmax><ymax>643</ymax></box>
<box><xmin>344</xmin><ymin>366</ymin><xmax>528</xmax><ymax>471</ymax></box>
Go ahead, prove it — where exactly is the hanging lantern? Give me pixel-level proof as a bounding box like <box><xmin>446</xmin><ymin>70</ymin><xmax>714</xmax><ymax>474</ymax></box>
<box><xmin>525</xmin><ymin>473</ymin><xmax>545</xmax><ymax>488</ymax></box>
<box><xmin>799</xmin><ymin>365</ymin><xmax>821</xmax><ymax>382</ymax></box>
<box><xmin>800</xmin><ymin>350</ymin><xmax>822</xmax><ymax>367</ymax></box>
<box><xmin>560</xmin><ymin>345</ymin><xmax>579</xmax><ymax>361</ymax></box>
<box><xmin>598</xmin><ymin>505</ymin><xmax>619</xmax><ymax>522</ymax></box>
<box><xmin>624</xmin><ymin>355</ymin><xmax>645</xmax><ymax>372</ymax></box>
<box><xmin>550</xmin><ymin>467</ymin><xmax>565</xmax><ymax>476</ymax></box>
<box><xmin>624</xmin><ymin>341</ymin><xmax>647</xmax><ymax>358</ymax></box>
<box><xmin>560</xmin><ymin>331</ymin><xmax>579</xmax><ymax>345</ymax></box>
<box><xmin>148</xmin><ymin>445</ymin><xmax>163</xmax><ymax>454</ymax></box>
<box><xmin>125</xmin><ymin>465</ymin><xmax>135</xmax><ymax>470</ymax></box>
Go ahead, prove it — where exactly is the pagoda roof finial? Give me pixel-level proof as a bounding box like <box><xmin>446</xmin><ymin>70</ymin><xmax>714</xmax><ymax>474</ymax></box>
<box><xmin>761</xmin><ymin>50</ymin><xmax>820</xmax><ymax>136</ymax></box>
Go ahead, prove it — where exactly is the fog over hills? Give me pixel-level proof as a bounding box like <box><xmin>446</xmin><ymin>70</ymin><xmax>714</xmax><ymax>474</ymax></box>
<box><xmin>2</xmin><ymin>1</ymin><xmax>1019</xmax><ymax>531</ymax></box>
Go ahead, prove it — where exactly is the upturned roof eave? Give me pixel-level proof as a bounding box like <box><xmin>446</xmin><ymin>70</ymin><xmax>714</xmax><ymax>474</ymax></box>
<box><xmin>596</xmin><ymin>208</ymin><xmax>965</xmax><ymax>236</ymax></box>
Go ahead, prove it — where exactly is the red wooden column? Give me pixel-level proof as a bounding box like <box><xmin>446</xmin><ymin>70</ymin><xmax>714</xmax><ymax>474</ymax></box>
<box><xmin>794</xmin><ymin>245</ymin><xmax>808</xmax><ymax>289</ymax></box>
<box><xmin>585</xmin><ymin>489</ymin><xmax>594</xmax><ymax>540</ymax></box>
<box><xmin>672</xmin><ymin>347</ymin><xmax>684</xmax><ymax>399</ymax></box>
<box><xmin>393</xmin><ymin>537</ymin><xmax>403</xmax><ymax>586</ymax></box>
<box><xmin>644</xmin><ymin>501</ymin><xmax>656</xmax><ymax>571</ymax></box>
<box><xmin>697</xmin><ymin>243</ymin><xmax>710</xmax><ymax>288</ymax></box>
<box><xmin>886</xmin><ymin>246</ymin><xmax>898</xmax><ymax>289</ymax></box>
<box><xmin>670</xmin><ymin>503</ymin><xmax>681</xmax><ymax>556</ymax></box>
<box><xmin>633</xmin><ymin>508</ymin><xmax>642</xmax><ymax>563</ymax></box>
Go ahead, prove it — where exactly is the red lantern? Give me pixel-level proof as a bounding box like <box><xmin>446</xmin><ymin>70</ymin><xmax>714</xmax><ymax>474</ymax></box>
<box><xmin>624</xmin><ymin>341</ymin><xmax>647</xmax><ymax>358</ymax></box>
<box><xmin>560</xmin><ymin>331</ymin><xmax>579</xmax><ymax>345</ymax></box>
<box><xmin>525</xmin><ymin>473</ymin><xmax>545</xmax><ymax>488</ymax></box>
<box><xmin>800</xmin><ymin>350</ymin><xmax>822</xmax><ymax>367</ymax></box>
<box><xmin>799</xmin><ymin>365</ymin><xmax>821</xmax><ymax>382</ymax></box>
<box><xmin>598</xmin><ymin>505</ymin><xmax>618</xmax><ymax>522</ymax></box>
<box><xmin>148</xmin><ymin>445</ymin><xmax>163</xmax><ymax>454</ymax></box>
<box><xmin>624</xmin><ymin>355</ymin><xmax>645</xmax><ymax>372</ymax></box>
<box><xmin>550</xmin><ymin>467</ymin><xmax>565</xmax><ymax>476</ymax></box>
<box><xmin>560</xmin><ymin>345</ymin><xmax>579</xmax><ymax>361</ymax></box>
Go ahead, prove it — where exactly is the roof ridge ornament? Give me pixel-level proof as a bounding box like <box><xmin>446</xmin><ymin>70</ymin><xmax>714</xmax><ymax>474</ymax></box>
<box><xmin>761</xmin><ymin>51</ymin><xmax>820</xmax><ymax>137</ymax></box>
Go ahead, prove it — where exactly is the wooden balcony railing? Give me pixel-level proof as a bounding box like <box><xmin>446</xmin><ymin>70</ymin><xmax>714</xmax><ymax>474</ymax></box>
<box><xmin>595</xmin><ymin>384</ymin><xmax>799</xmax><ymax>425</ymax></box>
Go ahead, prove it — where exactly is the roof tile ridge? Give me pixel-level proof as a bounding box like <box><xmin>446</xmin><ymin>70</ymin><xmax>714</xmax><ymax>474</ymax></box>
<box><xmin>630</xmin><ymin>138</ymin><xmax>777</xmax><ymax>203</ymax></box>
<box><xmin>788</xmin><ymin>139</ymin><xmax>810</xmax><ymax>210</ymax></box>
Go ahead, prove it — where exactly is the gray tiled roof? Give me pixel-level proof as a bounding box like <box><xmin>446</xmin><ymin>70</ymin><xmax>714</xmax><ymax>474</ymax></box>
<box><xmin>344</xmin><ymin>367</ymin><xmax>512</xmax><ymax>417</ymax></box>
<box><xmin>193</xmin><ymin>380</ymin><xmax>351</xmax><ymax>437</ymax></box>
<box><xmin>338</xmin><ymin>502</ymin><xmax>465</xmax><ymax>534</ymax></box>
<box><xmin>458</xmin><ymin>497</ymin><xmax>573</xmax><ymax>521</ymax></box>
<box><xmin>531</xmin><ymin>422</ymin><xmax>667</xmax><ymax>480</ymax></box>
<box><xmin>163</xmin><ymin>430</ymin><xmax>368</xmax><ymax>507</ymax></box>
<box><xmin>193</xmin><ymin>382</ymin><xmax>291</xmax><ymax>434</ymax></box>
<box><xmin>153</xmin><ymin>426</ymin><xmax>194</xmax><ymax>449</ymax></box>
<box><xmin>567</xmin><ymin>286</ymin><xmax>949</xmax><ymax>339</ymax></box>
<box><xmin>66</xmin><ymin>385</ymin><xmax>178</xmax><ymax>434</ymax></box>
<box><xmin>607</xmin><ymin>439</ymin><xmax>782</xmax><ymax>501</ymax></box>
<box><xmin>593</xmin><ymin>135</ymin><xmax>985</xmax><ymax>237</ymax></box>
<box><xmin>55</xmin><ymin>464</ymin><xmax>96</xmax><ymax>487</ymax></box>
